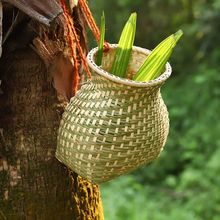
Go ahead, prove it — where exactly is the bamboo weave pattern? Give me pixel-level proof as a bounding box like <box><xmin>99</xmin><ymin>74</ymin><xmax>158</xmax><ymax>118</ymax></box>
<box><xmin>56</xmin><ymin>45</ymin><xmax>171</xmax><ymax>184</ymax></box>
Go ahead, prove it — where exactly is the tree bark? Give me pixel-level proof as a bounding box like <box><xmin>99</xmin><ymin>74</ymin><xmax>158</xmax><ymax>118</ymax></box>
<box><xmin>0</xmin><ymin>3</ymin><xmax>104</xmax><ymax>220</ymax></box>
<box><xmin>0</xmin><ymin>1</ymin><xmax>2</xmax><ymax>57</ymax></box>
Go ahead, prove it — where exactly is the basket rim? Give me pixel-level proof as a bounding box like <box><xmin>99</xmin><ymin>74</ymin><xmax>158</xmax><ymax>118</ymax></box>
<box><xmin>87</xmin><ymin>44</ymin><xmax>172</xmax><ymax>87</ymax></box>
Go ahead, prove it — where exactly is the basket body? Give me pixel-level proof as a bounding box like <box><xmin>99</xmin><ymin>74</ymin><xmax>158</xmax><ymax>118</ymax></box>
<box><xmin>56</xmin><ymin>45</ymin><xmax>171</xmax><ymax>184</ymax></box>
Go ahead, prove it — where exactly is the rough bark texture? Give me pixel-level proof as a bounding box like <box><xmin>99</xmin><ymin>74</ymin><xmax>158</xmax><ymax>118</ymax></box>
<box><xmin>0</xmin><ymin>3</ymin><xmax>104</xmax><ymax>220</ymax></box>
<box><xmin>0</xmin><ymin>1</ymin><xmax>2</xmax><ymax>57</ymax></box>
<box><xmin>0</xmin><ymin>49</ymin><xmax>74</xmax><ymax>219</ymax></box>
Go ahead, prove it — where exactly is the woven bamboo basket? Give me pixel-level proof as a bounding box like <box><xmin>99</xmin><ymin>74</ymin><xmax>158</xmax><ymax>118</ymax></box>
<box><xmin>56</xmin><ymin>44</ymin><xmax>171</xmax><ymax>184</ymax></box>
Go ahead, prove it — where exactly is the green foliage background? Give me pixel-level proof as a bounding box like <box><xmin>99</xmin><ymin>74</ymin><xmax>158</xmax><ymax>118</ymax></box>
<box><xmin>89</xmin><ymin>0</ymin><xmax>220</xmax><ymax>219</ymax></box>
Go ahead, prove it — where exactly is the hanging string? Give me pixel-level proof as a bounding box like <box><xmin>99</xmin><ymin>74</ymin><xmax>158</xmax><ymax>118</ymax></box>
<box><xmin>59</xmin><ymin>0</ymin><xmax>110</xmax><ymax>95</ymax></box>
<box><xmin>60</xmin><ymin>0</ymin><xmax>91</xmax><ymax>95</ymax></box>
<box><xmin>78</xmin><ymin>0</ymin><xmax>110</xmax><ymax>51</ymax></box>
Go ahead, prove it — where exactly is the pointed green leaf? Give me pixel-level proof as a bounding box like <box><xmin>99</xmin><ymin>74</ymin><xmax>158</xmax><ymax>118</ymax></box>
<box><xmin>96</xmin><ymin>12</ymin><xmax>105</xmax><ymax>66</ymax></box>
<box><xmin>133</xmin><ymin>30</ymin><xmax>183</xmax><ymax>81</ymax></box>
<box><xmin>111</xmin><ymin>13</ymin><xmax>137</xmax><ymax>77</ymax></box>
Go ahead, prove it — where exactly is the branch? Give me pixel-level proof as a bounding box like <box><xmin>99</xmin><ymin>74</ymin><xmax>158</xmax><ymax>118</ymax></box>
<box><xmin>3</xmin><ymin>0</ymin><xmax>63</xmax><ymax>25</ymax></box>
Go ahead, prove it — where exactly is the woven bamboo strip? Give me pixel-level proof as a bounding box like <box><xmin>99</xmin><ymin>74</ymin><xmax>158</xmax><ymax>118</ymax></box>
<box><xmin>56</xmin><ymin>45</ymin><xmax>171</xmax><ymax>184</ymax></box>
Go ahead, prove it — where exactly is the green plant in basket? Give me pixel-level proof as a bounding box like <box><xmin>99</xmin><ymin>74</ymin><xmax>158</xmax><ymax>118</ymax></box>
<box><xmin>96</xmin><ymin>12</ymin><xmax>105</xmax><ymax>66</ymax></box>
<box><xmin>133</xmin><ymin>30</ymin><xmax>183</xmax><ymax>81</ymax></box>
<box><xmin>96</xmin><ymin>13</ymin><xmax>183</xmax><ymax>82</ymax></box>
<box><xmin>110</xmin><ymin>12</ymin><xmax>137</xmax><ymax>78</ymax></box>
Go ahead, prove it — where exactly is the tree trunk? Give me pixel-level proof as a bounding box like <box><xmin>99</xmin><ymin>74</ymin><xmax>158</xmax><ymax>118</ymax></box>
<box><xmin>0</xmin><ymin>3</ymin><xmax>104</xmax><ymax>220</ymax></box>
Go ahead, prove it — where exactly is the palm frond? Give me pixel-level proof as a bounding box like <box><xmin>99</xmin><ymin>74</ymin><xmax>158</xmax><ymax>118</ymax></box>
<box><xmin>111</xmin><ymin>13</ymin><xmax>137</xmax><ymax>78</ymax></box>
<box><xmin>96</xmin><ymin>12</ymin><xmax>105</xmax><ymax>66</ymax></box>
<box><xmin>133</xmin><ymin>30</ymin><xmax>183</xmax><ymax>82</ymax></box>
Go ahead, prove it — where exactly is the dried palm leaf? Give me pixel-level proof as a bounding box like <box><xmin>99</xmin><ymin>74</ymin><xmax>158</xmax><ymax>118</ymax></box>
<box><xmin>4</xmin><ymin>0</ymin><xmax>63</xmax><ymax>25</ymax></box>
<box><xmin>2</xmin><ymin>9</ymin><xmax>20</xmax><ymax>45</ymax></box>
